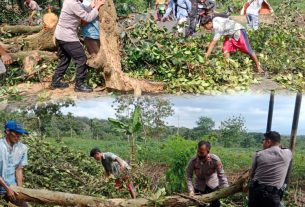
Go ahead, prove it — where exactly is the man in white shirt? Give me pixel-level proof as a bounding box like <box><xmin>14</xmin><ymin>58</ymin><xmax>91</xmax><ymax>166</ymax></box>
<box><xmin>246</xmin><ymin>0</ymin><xmax>264</xmax><ymax>30</ymax></box>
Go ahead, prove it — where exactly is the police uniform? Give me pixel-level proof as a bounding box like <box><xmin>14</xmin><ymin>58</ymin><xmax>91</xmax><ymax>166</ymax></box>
<box><xmin>186</xmin><ymin>153</ymin><xmax>229</xmax><ymax>207</ymax></box>
<box><xmin>249</xmin><ymin>146</ymin><xmax>292</xmax><ymax>207</ymax></box>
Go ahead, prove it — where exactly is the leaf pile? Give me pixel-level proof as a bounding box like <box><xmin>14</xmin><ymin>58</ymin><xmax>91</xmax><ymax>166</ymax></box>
<box><xmin>122</xmin><ymin>20</ymin><xmax>257</xmax><ymax>94</ymax></box>
<box><xmin>121</xmin><ymin>0</ymin><xmax>305</xmax><ymax>93</ymax></box>
<box><xmin>23</xmin><ymin>134</ymin><xmax>152</xmax><ymax>198</ymax></box>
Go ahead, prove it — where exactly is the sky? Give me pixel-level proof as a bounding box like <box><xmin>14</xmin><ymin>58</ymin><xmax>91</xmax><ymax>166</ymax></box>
<box><xmin>60</xmin><ymin>94</ymin><xmax>305</xmax><ymax>135</ymax></box>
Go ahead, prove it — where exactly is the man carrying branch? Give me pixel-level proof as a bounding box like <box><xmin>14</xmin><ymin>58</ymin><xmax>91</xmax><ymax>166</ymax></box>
<box><xmin>0</xmin><ymin>121</ymin><xmax>29</xmax><ymax>207</ymax></box>
<box><xmin>186</xmin><ymin>141</ymin><xmax>229</xmax><ymax>207</ymax></box>
<box><xmin>90</xmin><ymin>148</ymin><xmax>137</xmax><ymax>199</ymax></box>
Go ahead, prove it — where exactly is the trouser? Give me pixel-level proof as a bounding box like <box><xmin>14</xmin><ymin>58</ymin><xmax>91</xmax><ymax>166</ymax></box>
<box><xmin>53</xmin><ymin>39</ymin><xmax>87</xmax><ymax>84</ymax></box>
<box><xmin>246</xmin><ymin>14</ymin><xmax>259</xmax><ymax>30</ymax></box>
<box><xmin>185</xmin><ymin>0</ymin><xmax>198</xmax><ymax>37</ymax></box>
<box><xmin>248</xmin><ymin>181</ymin><xmax>281</xmax><ymax>207</ymax></box>
<box><xmin>195</xmin><ymin>186</ymin><xmax>220</xmax><ymax>207</ymax></box>
<box><xmin>176</xmin><ymin>17</ymin><xmax>188</xmax><ymax>34</ymax></box>
<box><xmin>186</xmin><ymin>11</ymin><xmax>229</xmax><ymax>37</ymax></box>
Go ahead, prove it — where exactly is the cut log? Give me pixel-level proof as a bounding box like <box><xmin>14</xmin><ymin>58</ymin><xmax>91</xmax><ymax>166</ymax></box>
<box><xmin>88</xmin><ymin>0</ymin><xmax>164</xmax><ymax>93</ymax></box>
<box><xmin>2</xmin><ymin>12</ymin><xmax>58</xmax><ymax>51</ymax></box>
<box><xmin>11</xmin><ymin>170</ymin><xmax>249</xmax><ymax>207</ymax></box>
<box><xmin>0</xmin><ymin>25</ymin><xmax>43</xmax><ymax>34</ymax></box>
<box><xmin>10</xmin><ymin>51</ymin><xmax>57</xmax><ymax>75</ymax></box>
<box><xmin>10</xmin><ymin>51</ymin><xmax>57</xmax><ymax>62</ymax></box>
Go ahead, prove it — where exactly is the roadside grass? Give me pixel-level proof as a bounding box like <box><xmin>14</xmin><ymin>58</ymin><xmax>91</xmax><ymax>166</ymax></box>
<box><xmin>47</xmin><ymin>136</ymin><xmax>305</xmax><ymax>179</ymax></box>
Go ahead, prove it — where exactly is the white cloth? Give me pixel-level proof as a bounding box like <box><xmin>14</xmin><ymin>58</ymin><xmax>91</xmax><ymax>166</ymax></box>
<box><xmin>177</xmin><ymin>17</ymin><xmax>187</xmax><ymax>33</ymax></box>
<box><xmin>212</xmin><ymin>17</ymin><xmax>244</xmax><ymax>41</ymax></box>
<box><xmin>246</xmin><ymin>0</ymin><xmax>264</xmax><ymax>15</ymax></box>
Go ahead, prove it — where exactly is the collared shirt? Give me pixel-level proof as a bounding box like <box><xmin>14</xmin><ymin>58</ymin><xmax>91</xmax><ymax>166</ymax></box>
<box><xmin>101</xmin><ymin>152</ymin><xmax>130</xmax><ymax>178</ymax></box>
<box><xmin>164</xmin><ymin>0</ymin><xmax>192</xmax><ymax>20</ymax></box>
<box><xmin>186</xmin><ymin>153</ymin><xmax>229</xmax><ymax>192</ymax></box>
<box><xmin>24</xmin><ymin>0</ymin><xmax>41</xmax><ymax>12</ymax></box>
<box><xmin>251</xmin><ymin>146</ymin><xmax>292</xmax><ymax>189</ymax></box>
<box><xmin>54</xmin><ymin>0</ymin><xmax>99</xmax><ymax>42</ymax></box>
<box><xmin>0</xmin><ymin>139</ymin><xmax>28</xmax><ymax>194</ymax></box>
<box><xmin>212</xmin><ymin>17</ymin><xmax>244</xmax><ymax>41</ymax></box>
<box><xmin>246</xmin><ymin>0</ymin><xmax>264</xmax><ymax>15</ymax></box>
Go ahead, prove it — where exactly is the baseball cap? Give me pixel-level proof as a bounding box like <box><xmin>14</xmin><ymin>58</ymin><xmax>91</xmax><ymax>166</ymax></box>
<box><xmin>5</xmin><ymin>120</ymin><xmax>29</xmax><ymax>135</ymax></box>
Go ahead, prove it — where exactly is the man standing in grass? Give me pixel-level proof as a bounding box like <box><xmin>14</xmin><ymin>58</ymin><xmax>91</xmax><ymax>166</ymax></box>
<box><xmin>186</xmin><ymin>141</ymin><xmax>229</xmax><ymax>207</ymax></box>
<box><xmin>90</xmin><ymin>148</ymin><xmax>136</xmax><ymax>198</ymax></box>
<box><xmin>200</xmin><ymin>16</ymin><xmax>265</xmax><ymax>75</ymax></box>
<box><xmin>0</xmin><ymin>121</ymin><xmax>29</xmax><ymax>207</ymax></box>
<box><xmin>248</xmin><ymin>131</ymin><xmax>292</xmax><ymax>207</ymax></box>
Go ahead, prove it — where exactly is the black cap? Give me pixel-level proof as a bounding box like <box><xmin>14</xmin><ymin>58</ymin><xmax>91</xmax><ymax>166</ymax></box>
<box><xmin>264</xmin><ymin>131</ymin><xmax>281</xmax><ymax>143</ymax></box>
<box><xmin>90</xmin><ymin>147</ymin><xmax>101</xmax><ymax>157</ymax></box>
<box><xmin>200</xmin><ymin>16</ymin><xmax>212</xmax><ymax>26</ymax></box>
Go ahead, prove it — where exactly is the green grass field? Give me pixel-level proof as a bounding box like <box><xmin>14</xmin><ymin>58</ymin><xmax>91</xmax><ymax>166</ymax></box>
<box><xmin>47</xmin><ymin>136</ymin><xmax>305</xmax><ymax>179</ymax></box>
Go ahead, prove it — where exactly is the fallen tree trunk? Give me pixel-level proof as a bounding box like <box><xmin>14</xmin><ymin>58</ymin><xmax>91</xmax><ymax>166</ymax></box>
<box><xmin>10</xmin><ymin>51</ymin><xmax>57</xmax><ymax>61</ymax></box>
<box><xmin>0</xmin><ymin>24</ymin><xmax>43</xmax><ymax>34</ymax></box>
<box><xmin>11</xmin><ymin>171</ymin><xmax>249</xmax><ymax>207</ymax></box>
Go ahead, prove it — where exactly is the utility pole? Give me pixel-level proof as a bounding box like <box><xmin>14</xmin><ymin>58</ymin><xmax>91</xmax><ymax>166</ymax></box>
<box><xmin>285</xmin><ymin>92</ymin><xmax>302</xmax><ymax>187</ymax></box>
<box><xmin>266</xmin><ymin>90</ymin><xmax>274</xmax><ymax>132</ymax></box>
<box><xmin>289</xmin><ymin>93</ymin><xmax>302</xmax><ymax>154</ymax></box>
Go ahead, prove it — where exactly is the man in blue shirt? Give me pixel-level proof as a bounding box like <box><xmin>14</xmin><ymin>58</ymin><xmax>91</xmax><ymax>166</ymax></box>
<box><xmin>0</xmin><ymin>120</ymin><xmax>29</xmax><ymax>207</ymax></box>
<box><xmin>161</xmin><ymin>0</ymin><xmax>192</xmax><ymax>33</ymax></box>
<box><xmin>81</xmin><ymin>0</ymin><xmax>100</xmax><ymax>55</ymax></box>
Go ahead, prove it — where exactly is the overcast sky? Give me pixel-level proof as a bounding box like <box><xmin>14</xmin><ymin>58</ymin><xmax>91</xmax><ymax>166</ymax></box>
<box><xmin>61</xmin><ymin>94</ymin><xmax>305</xmax><ymax>135</ymax></box>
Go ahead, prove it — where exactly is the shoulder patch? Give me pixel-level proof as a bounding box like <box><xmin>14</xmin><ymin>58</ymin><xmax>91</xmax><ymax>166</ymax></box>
<box><xmin>210</xmin><ymin>154</ymin><xmax>220</xmax><ymax>161</ymax></box>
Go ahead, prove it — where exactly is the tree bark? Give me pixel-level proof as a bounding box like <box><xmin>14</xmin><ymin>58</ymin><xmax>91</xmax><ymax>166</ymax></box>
<box><xmin>0</xmin><ymin>25</ymin><xmax>43</xmax><ymax>34</ymax></box>
<box><xmin>11</xmin><ymin>171</ymin><xmax>249</xmax><ymax>207</ymax></box>
<box><xmin>87</xmin><ymin>1</ymin><xmax>164</xmax><ymax>93</ymax></box>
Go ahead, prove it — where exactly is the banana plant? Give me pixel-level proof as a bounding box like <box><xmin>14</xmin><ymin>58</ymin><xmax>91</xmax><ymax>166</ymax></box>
<box><xmin>108</xmin><ymin>106</ymin><xmax>142</xmax><ymax>165</ymax></box>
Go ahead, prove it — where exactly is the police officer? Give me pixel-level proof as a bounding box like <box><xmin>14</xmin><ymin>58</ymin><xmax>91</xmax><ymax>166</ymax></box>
<box><xmin>186</xmin><ymin>141</ymin><xmax>229</xmax><ymax>207</ymax></box>
<box><xmin>249</xmin><ymin>131</ymin><xmax>292</xmax><ymax>207</ymax></box>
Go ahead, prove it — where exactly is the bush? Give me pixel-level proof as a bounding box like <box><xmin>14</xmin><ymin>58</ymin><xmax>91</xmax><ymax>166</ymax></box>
<box><xmin>164</xmin><ymin>136</ymin><xmax>196</xmax><ymax>193</ymax></box>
